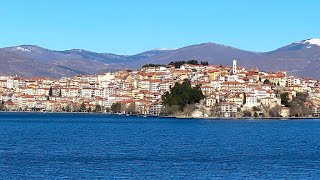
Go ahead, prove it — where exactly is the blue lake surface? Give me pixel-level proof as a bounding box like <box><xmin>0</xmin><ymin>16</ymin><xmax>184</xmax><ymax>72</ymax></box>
<box><xmin>1</xmin><ymin>112</ymin><xmax>320</xmax><ymax>179</ymax></box>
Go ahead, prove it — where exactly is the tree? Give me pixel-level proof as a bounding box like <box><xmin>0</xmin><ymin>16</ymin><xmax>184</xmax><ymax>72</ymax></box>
<box><xmin>94</xmin><ymin>104</ymin><xmax>102</xmax><ymax>113</ymax></box>
<box><xmin>65</xmin><ymin>104</ymin><xmax>71</xmax><ymax>112</ymax></box>
<box><xmin>0</xmin><ymin>100</ymin><xmax>5</xmax><ymax>111</ymax></box>
<box><xmin>277</xmin><ymin>82</ymin><xmax>280</xmax><ymax>86</ymax></box>
<box><xmin>263</xmin><ymin>79</ymin><xmax>271</xmax><ymax>84</ymax></box>
<box><xmin>0</xmin><ymin>102</ymin><xmax>4</xmax><ymax>111</ymax></box>
<box><xmin>243</xmin><ymin>92</ymin><xmax>246</xmax><ymax>105</ymax></box>
<box><xmin>168</xmin><ymin>60</ymin><xmax>201</xmax><ymax>68</ymax></box>
<box><xmin>142</xmin><ymin>64</ymin><xmax>165</xmax><ymax>68</ymax></box>
<box><xmin>210</xmin><ymin>102</ymin><xmax>220</xmax><ymax>117</ymax></box>
<box><xmin>120</xmin><ymin>104</ymin><xmax>127</xmax><ymax>113</ymax></box>
<box><xmin>72</xmin><ymin>104</ymin><xmax>79</xmax><ymax>112</ymax></box>
<box><xmin>280</xmin><ymin>92</ymin><xmax>290</xmax><ymax>107</ymax></box>
<box><xmin>200</xmin><ymin>61</ymin><xmax>209</xmax><ymax>66</ymax></box>
<box><xmin>59</xmin><ymin>89</ymin><xmax>62</xmax><ymax>97</ymax></box>
<box><xmin>80</xmin><ymin>103</ymin><xmax>86</xmax><ymax>112</ymax></box>
<box><xmin>161</xmin><ymin>105</ymin><xmax>180</xmax><ymax>115</ymax></box>
<box><xmin>184</xmin><ymin>104</ymin><xmax>197</xmax><ymax>116</ymax></box>
<box><xmin>289</xmin><ymin>92</ymin><xmax>311</xmax><ymax>117</ymax></box>
<box><xmin>88</xmin><ymin>107</ymin><xmax>92</xmax><ymax>112</ymax></box>
<box><xmin>269</xmin><ymin>106</ymin><xmax>281</xmax><ymax>117</ymax></box>
<box><xmin>111</xmin><ymin>102</ymin><xmax>122</xmax><ymax>113</ymax></box>
<box><xmin>126</xmin><ymin>103</ymin><xmax>136</xmax><ymax>114</ymax></box>
<box><xmin>254</xmin><ymin>112</ymin><xmax>258</xmax><ymax>117</ymax></box>
<box><xmin>252</xmin><ymin>106</ymin><xmax>260</xmax><ymax>111</ymax></box>
<box><xmin>49</xmin><ymin>86</ymin><xmax>53</xmax><ymax>96</ymax></box>
<box><xmin>162</xmin><ymin>79</ymin><xmax>205</xmax><ymax>111</ymax></box>
<box><xmin>243</xmin><ymin>110</ymin><xmax>252</xmax><ymax>117</ymax></box>
<box><xmin>169</xmin><ymin>61</ymin><xmax>187</xmax><ymax>68</ymax></box>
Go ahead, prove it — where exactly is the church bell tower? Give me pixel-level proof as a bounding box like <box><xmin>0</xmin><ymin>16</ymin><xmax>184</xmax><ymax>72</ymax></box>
<box><xmin>232</xmin><ymin>59</ymin><xmax>237</xmax><ymax>75</ymax></box>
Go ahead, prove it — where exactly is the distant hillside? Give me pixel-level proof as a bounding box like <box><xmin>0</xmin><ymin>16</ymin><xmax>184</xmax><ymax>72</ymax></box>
<box><xmin>1</xmin><ymin>38</ymin><xmax>320</xmax><ymax>78</ymax></box>
<box><xmin>132</xmin><ymin>43</ymin><xmax>258</xmax><ymax>69</ymax></box>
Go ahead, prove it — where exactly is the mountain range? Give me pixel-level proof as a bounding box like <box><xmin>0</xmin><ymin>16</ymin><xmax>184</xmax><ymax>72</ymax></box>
<box><xmin>1</xmin><ymin>38</ymin><xmax>320</xmax><ymax>78</ymax></box>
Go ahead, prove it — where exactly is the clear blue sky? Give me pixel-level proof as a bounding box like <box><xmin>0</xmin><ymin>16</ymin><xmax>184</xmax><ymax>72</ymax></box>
<box><xmin>0</xmin><ymin>0</ymin><xmax>319</xmax><ymax>55</ymax></box>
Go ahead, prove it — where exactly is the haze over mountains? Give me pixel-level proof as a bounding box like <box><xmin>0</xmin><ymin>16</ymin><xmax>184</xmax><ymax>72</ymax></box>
<box><xmin>1</xmin><ymin>38</ymin><xmax>320</xmax><ymax>78</ymax></box>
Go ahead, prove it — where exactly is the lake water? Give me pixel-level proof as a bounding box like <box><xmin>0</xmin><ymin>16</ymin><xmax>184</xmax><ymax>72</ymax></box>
<box><xmin>1</xmin><ymin>113</ymin><xmax>320</xmax><ymax>179</ymax></box>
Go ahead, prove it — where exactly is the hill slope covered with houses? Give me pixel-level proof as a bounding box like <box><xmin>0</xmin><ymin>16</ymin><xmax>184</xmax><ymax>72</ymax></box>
<box><xmin>1</xmin><ymin>60</ymin><xmax>319</xmax><ymax>117</ymax></box>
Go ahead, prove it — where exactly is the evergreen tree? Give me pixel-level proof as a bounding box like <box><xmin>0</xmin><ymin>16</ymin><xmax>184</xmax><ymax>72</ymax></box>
<box><xmin>243</xmin><ymin>92</ymin><xmax>246</xmax><ymax>105</ymax></box>
<box><xmin>162</xmin><ymin>79</ymin><xmax>205</xmax><ymax>111</ymax></box>
<box><xmin>280</xmin><ymin>92</ymin><xmax>290</xmax><ymax>107</ymax></box>
<box><xmin>200</xmin><ymin>61</ymin><xmax>209</xmax><ymax>66</ymax></box>
<box><xmin>142</xmin><ymin>64</ymin><xmax>165</xmax><ymax>68</ymax></box>
<box><xmin>49</xmin><ymin>86</ymin><xmax>53</xmax><ymax>96</ymax></box>
<box><xmin>263</xmin><ymin>79</ymin><xmax>271</xmax><ymax>84</ymax></box>
<box><xmin>168</xmin><ymin>60</ymin><xmax>201</xmax><ymax>68</ymax></box>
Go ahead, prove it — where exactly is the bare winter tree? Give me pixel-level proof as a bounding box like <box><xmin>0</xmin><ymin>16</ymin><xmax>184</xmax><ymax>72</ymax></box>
<box><xmin>289</xmin><ymin>93</ymin><xmax>312</xmax><ymax>117</ymax></box>
<box><xmin>243</xmin><ymin>110</ymin><xmax>252</xmax><ymax>117</ymax></box>
<box><xmin>126</xmin><ymin>103</ymin><xmax>136</xmax><ymax>114</ymax></box>
<box><xmin>210</xmin><ymin>103</ymin><xmax>220</xmax><ymax>117</ymax></box>
<box><xmin>161</xmin><ymin>105</ymin><xmax>180</xmax><ymax>115</ymax></box>
<box><xmin>184</xmin><ymin>104</ymin><xmax>197</xmax><ymax>116</ymax></box>
<box><xmin>269</xmin><ymin>105</ymin><xmax>281</xmax><ymax>117</ymax></box>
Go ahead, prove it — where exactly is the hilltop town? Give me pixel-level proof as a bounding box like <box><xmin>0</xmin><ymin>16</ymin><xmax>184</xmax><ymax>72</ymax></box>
<box><xmin>0</xmin><ymin>60</ymin><xmax>320</xmax><ymax>118</ymax></box>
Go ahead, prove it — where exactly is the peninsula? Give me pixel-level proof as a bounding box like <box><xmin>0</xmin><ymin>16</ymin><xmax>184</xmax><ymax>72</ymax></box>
<box><xmin>0</xmin><ymin>60</ymin><xmax>319</xmax><ymax>118</ymax></box>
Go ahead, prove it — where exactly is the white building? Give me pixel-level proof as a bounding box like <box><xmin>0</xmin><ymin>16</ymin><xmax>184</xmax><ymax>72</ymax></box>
<box><xmin>232</xmin><ymin>59</ymin><xmax>237</xmax><ymax>75</ymax></box>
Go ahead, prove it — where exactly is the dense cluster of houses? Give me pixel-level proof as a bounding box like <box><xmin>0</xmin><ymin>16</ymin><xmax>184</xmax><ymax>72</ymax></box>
<box><xmin>1</xmin><ymin>60</ymin><xmax>320</xmax><ymax>117</ymax></box>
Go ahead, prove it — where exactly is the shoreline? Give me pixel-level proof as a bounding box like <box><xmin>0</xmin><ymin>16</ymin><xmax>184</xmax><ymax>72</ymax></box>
<box><xmin>0</xmin><ymin>111</ymin><xmax>319</xmax><ymax>120</ymax></box>
<box><xmin>173</xmin><ymin>116</ymin><xmax>320</xmax><ymax>120</ymax></box>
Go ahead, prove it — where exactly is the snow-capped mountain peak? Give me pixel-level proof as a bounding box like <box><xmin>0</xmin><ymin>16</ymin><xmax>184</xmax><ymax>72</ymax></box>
<box><xmin>153</xmin><ymin>48</ymin><xmax>177</xmax><ymax>51</ymax></box>
<box><xmin>14</xmin><ymin>46</ymin><xmax>31</xmax><ymax>52</ymax></box>
<box><xmin>301</xmin><ymin>38</ymin><xmax>320</xmax><ymax>46</ymax></box>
